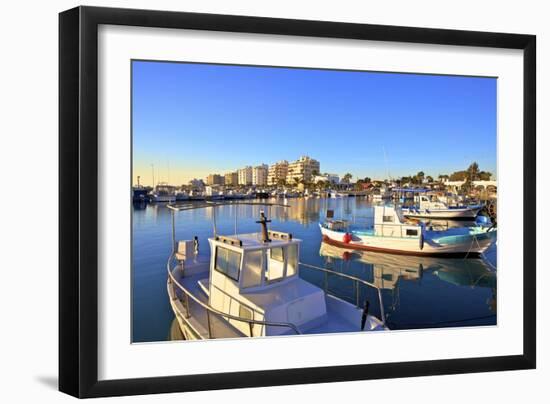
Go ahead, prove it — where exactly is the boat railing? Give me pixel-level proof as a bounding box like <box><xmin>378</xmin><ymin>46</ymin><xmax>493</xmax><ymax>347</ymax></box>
<box><xmin>298</xmin><ymin>262</ymin><xmax>386</xmax><ymax>326</ymax></box>
<box><xmin>167</xmin><ymin>253</ymin><xmax>301</xmax><ymax>338</ymax></box>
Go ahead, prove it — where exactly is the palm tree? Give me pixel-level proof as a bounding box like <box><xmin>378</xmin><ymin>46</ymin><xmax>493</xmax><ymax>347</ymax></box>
<box><xmin>468</xmin><ymin>162</ymin><xmax>480</xmax><ymax>181</ymax></box>
<box><xmin>416</xmin><ymin>171</ymin><xmax>425</xmax><ymax>184</ymax></box>
<box><xmin>465</xmin><ymin>162</ymin><xmax>481</xmax><ymax>191</ymax></box>
<box><xmin>343</xmin><ymin>173</ymin><xmax>353</xmax><ymax>183</ymax></box>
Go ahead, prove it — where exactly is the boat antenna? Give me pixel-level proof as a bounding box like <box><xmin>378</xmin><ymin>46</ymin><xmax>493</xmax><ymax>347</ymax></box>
<box><xmin>256</xmin><ymin>210</ymin><xmax>271</xmax><ymax>243</ymax></box>
<box><xmin>151</xmin><ymin>164</ymin><xmax>155</xmax><ymax>188</ymax></box>
<box><xmin>383</xmin><ymin>146</ymin><xmax>391</xmax><ymax>181</ymax></box>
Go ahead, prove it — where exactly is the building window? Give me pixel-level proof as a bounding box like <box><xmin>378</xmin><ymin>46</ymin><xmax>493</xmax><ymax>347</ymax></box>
<box><xmin>215</xmin><ymin>246</ymin><xmax>241</xmax><ymax>281</ymax></box>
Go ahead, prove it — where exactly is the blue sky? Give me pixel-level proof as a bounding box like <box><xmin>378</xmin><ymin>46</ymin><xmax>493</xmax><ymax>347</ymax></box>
<box><xmin>132</xmin><ymin>60</ymin><xmax>496</xmax><ymax>186</ymax></box>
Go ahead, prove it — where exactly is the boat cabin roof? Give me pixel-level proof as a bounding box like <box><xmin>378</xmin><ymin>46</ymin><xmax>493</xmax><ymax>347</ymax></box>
<box><xmin>210</xmin><ymin>230</ymin><xmax>300</xmax><ymax>251</ymax></box>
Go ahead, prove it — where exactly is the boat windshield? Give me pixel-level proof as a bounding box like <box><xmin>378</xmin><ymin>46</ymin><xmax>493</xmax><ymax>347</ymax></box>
<box><xmin>240</xmin><ymin>243</ymin><xmax>299</xmax><ymax>289</ymax></box>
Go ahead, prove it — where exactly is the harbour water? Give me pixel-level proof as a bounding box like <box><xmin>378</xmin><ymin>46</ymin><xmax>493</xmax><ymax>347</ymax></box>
<box><xmin>132</xmin><ymin>197</ymin><xmax>497</xmax><ymax>343</ymax></box>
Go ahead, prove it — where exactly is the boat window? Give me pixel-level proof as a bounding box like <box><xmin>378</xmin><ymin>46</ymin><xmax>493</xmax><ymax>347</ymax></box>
<box><xmin>239</xmin><ymin>305</ymin><xmax>253</xmax><ymax>320</ymax></box>
<box><xmin>382</xmin><ymin>215</ymin><xmax>394</xmax><ymax>223</ymax></box>
<box><xmin>286</xmin><ymin>244</ymin><xmax>298</xmax><ymax>277</ymax></box>
<box><xmin>241</xmin><ymin>250</ymin><xmax>263</xmax><ymax>288</ymax></box>
<box><xmin>214</xmin><ymin>246</ymin><xmax>241</xmax><ymax>281</ymax></box>
<box><xmin>270</xmin><ymin>247</ymin><xmax>284</xmax><ymax>262</ymax></box>
<box><xmin>406</xmin><ymin>229</ymin><xmax>418</xmax><ymax>236</ymax></box>
<box><xmin>266</xmin><ymin>248</ymin><xmax>285</xmax><ymax>282</ymax></box>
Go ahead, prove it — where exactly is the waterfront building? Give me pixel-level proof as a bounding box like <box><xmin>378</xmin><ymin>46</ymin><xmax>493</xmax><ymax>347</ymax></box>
<box><xmin>286</xmin><ymin>156</ymin><xmax>320</xmax><ymax>185</ymax></box>
<box><xmin>268</xmin><ymin>160</ymin><xmax>289</xmax><ymax>186</ymax></box>
<box><xmin>238</xmin><ymin>166</ymin><xmax>253</xmax><ymax>186</ymax></box>
<box><xmin>252</xmin><ymin>164</ymin><xmax>269</xmax><ymax>186</ymax></box>
<box><xmin>224</xmin><ymin>171</ymin><xmax>239</xmax><ymax>186</ymax></box>
<box><xmin>207</xmin><ymin>173</ymin><xmax>225</xmax><ymax>186</ymax></box>
<box><xmin>314</xmin><ymin>173</ymin><xmax>340</xmax><ymax>184</ymax></box>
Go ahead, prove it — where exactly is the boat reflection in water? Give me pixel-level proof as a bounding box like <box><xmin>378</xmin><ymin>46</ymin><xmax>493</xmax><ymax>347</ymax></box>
<box><xmin>315</xmin><ymin>242</ymin><xmax>496</xmax><ymax>330</ymax></box>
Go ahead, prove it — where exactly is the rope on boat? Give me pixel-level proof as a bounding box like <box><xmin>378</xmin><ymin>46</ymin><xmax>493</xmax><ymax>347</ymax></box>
<box><xmin>463</xmin><ymin>231</ymin><xmax>497</xmax><ymax>272</ymax></box>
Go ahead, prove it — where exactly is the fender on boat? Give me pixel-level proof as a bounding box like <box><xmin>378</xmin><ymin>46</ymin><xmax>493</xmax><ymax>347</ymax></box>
<box><xmin>343</xmin><ymin>232</ymin><xmax>352</xmax><ymax>243</ymax></box>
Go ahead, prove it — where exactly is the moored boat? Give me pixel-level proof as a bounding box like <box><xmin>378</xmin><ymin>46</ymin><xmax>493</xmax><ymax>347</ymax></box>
<box><xmin>166</xmin><ymin>202</ymin><xmax>387</xmax><ymax>340</ymax></box>
<box><xmin>401</xmin><ymin>191</ymin><xmax>482</xmax><ymax>220</ymax></box>
<box><xmin>320</xmin><ymin>205</ymin><xmax>496</xmax><ymax>257</ymax></box>
<box><xmin>151</xmin><ymin>183</ymin><xmax>177</xmax><ymax>203</ymax></box>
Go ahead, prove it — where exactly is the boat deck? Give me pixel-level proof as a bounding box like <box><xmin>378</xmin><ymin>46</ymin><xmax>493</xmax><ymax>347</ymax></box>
<box><xmin>172</xmin><ymin>269</ymin><xmax>246</xmax><ymax>339</ymax></box>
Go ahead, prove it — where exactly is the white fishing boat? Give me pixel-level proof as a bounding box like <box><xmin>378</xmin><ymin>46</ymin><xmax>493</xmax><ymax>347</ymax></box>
<box><xmin>175</xmin><ymin>190</ymin><xmax>189</xmax><ymax>201</ymax></box>
<box><xmin>371</xmin><ymin>187</ymin><xmax>392</xmax><ymax>202</ymax></box>
<box><xmin>401</xmin><ymin>192</ymin><xmax>482</xmax><ymax>219</ymax></box>
<box><xmin>151</xmin><ymin>183</ymin><xmax>177</xmax><ymax>203</ymax></box>
<box><xmin>320</xmin><ymin>205</ymin><xmax>496</xmax><ymax>257</ymax></box>
<box><xmin>166</xmin><ymin>202</ymin><xmax>387</xmax><ymax>340</ymax></box>
<box><xmin>329</xmin><ymin>191</ymin><xmax>348</xmax><ymax>198</ymax></box>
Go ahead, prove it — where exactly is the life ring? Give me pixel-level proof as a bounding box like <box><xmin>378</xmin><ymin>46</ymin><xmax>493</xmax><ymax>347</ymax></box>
<box><xmin>343</xmin><ymin>233</ymin><xmax>352</xmax><ymax>244</ymax></box>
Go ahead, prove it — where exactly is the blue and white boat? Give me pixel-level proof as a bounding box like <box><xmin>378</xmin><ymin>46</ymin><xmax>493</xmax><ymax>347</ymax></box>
<box><xmin>320</xmin><ymin>205</ymin><xmax>496</xmax><ymax>257</ymax></box>
<box><xmin>400</xmin><ymin>191</ymin><xmax>482</xmax><ymax>220</ymax></box>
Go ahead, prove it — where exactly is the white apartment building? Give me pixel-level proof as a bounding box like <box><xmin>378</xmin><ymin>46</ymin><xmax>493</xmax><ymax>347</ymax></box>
<box><xmin>314</xmin><ymin>173</ymin><xmax>340</xmax><ymax>184</ymax></box>
<box><xmin>286</xmin><ymin>156</ymin><xmax>320</xmax><ymax>184</ymax></box>
<box><xmin>267</xmin><ymin>160</ymin><xmax>289</xmax><ymax>185</ymax></box>
<box><xmin>252</xmin><ymin>164</ymin><xmax>269</xmax><ymax>186</ymax></box>
<box><xmin>238</xmin><ymin>166</ymin><xmax>253</xmax><ymax>186</ymax></box>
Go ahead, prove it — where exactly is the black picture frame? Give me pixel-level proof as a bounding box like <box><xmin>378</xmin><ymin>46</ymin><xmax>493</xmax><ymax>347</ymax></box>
<box><xmin>59</xmin><ymin>5</ymin><xmax>536</xmax><ymax>398</ymax></box>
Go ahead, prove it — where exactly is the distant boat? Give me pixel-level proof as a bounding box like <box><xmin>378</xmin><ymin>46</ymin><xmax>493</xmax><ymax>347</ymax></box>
<box><xmin>166</xmin><ymin>203</ymin><xmax>388</xmax><ymax>340</ymax></box>
<box><xmin>132</xmin><ymin>186</ymin><xmax>148</xmax><ymax>202</ymax></box>
<box><xmin>402</xmin><ymin>192</ymin><xmax>482</xmax><ymax>219</ymax></box>
<box><xmin>175</xmin><ymin>191</ymin><xmax>190</xmax><ymax>202</ymax></box>
<box><xmin>319</xmin><ymin>205</ymin><xmax>496</xmax><ymax>257</ymax></box>
<box><xmin>255</xmin><ymin>191</ymin><xmax>270</xmax><ymax>199</ymax></box>
<box><xmin>225</xmin><ymin>190</ymin><xmax>245</xmax><ymax>200</ymax></box>
<box><xmin>151</xmin><ymin>183</ymin><xmax>176</xmax><ymax>203</ymax></box>
<box><xmin>371</xmin><ymin>187</ymin><xmax>392</xmax><ymax>202</ymax></box>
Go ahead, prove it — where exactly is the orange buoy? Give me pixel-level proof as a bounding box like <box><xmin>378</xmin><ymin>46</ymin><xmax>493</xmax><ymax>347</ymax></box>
<box><xmin>343</xmin><ymin>233</ymin><xmax>352</xmax><ymax>243</ymax></box>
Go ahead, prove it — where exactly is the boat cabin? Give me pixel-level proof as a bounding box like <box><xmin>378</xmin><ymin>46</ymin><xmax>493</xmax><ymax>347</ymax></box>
<box><xmin>201</xmin><ymin>230</ymin><xmax>327</xmax><ymax>336</ymax></box>
<box><xmin>373</xmin><ymin>205</ymin><xmax>422</xmax><ymax>238</ymax></box>
<box><xmin>414</xmin><ymin>193</ymin><xmax>447</xmax><ymax>210</ymax></box>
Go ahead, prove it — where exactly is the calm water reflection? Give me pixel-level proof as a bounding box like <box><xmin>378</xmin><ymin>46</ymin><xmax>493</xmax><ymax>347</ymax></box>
<box><xmin>132</xmin><ymin>197</ymin><xmax>497</xmax><ymax>343</ymax></box>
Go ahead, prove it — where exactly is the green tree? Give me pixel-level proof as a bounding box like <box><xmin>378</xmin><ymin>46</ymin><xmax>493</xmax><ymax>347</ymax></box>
<box><xmin>479</xmin><ymin>171</ymin><xmax>492</xmax><ymax>181</ymax></box>
<box><xmin>342</xmin><ymin>173</ymin><xmax>353</xmax><ymax>183</ymax></box>
<box><xmin>467</xmin><ymin>162</ymin><xmax>480</xmax><ymax>181</ymax></box>
<box><xmin>449</xmin><ymin>170</ymin><xmax>468</xmax><ymax>181</ymax></box>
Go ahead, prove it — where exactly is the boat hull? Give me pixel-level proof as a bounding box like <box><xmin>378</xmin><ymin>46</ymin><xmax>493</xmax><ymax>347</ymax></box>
<box><xmin>320</xmin><ymin>225</ymin><xmax>496</xmax><ymax>257</ymax></box>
